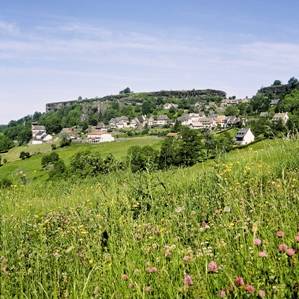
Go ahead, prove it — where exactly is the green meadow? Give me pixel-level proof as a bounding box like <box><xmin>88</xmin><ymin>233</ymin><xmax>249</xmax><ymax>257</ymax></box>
<box><xmin>1</xmin><ymin>138</ymin><xmax>299</xmax><ymax>298</ymax></box>
<box><xmin>0</xmin><ymin>136</ymin><xmax>162</xmax><ymax>181</ymax></box>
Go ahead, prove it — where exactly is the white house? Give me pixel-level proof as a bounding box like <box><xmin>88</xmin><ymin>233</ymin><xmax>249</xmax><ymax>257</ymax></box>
<box><xmin>272</xmin><ymin>112</ymin><xmax>289</xmax><ymax>125</ymax></box>
<box><xmin>31</xmin><ymin>123</ymin><xmax>52</xmax><ymax>144</ymax></box>
<box><xmin>109</xmin><ymin>116</ymin><xmax>129</xmax><ymax>129</ymax></box>
<box><xmin>87</xmin><ymin>131</ymin><xmax>115</xmax><ymax>143</ymax></box>
<box><xmin>235</xmin><ymin>128</ymin><xmax>255</xmax><ymax>146</ymax></box>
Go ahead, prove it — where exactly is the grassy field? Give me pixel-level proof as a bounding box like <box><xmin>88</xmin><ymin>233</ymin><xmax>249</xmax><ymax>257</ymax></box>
<box><xmin>1</xmin><ymin>138</ymin><xmax>299</xmax><ymax>298</ymax></box>
<box><xmin>0</xmin><ymin>136</ymin><xmax>162</xmax><ymax>181</ymax></box>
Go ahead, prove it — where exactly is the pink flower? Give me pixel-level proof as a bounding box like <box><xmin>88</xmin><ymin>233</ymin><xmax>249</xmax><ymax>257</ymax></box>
<box><xmin>208</xmin><ymin>261</ymin><xmax>218</xmax><ymax>273</ymax></box>
<box><xmin>278</xmin><ymin>243</ymin><xmax>288</xmax><ymax>253</ymax></box>
<box><xmin>295</xmin><ymin>234</ymin><xmax>299</xmax><ymax>242</ymax></box>
<box><xmin>245</xmin><ymin>284</ymin><xmax>255</xmax><ymax>294</ymax></box>
<box><xmin>234</xmin><ymin>276</ymin><xmax>245</xmax><ymax>287</ymax></box>
<box><xmin>258</xmin><ymin>289</ymin><xmax>266</xmax><ymax>298</ymax></box>
<box><xmin>276</xmin><ymin>230</ymin><xmax>285</xmax><ymax>238</ymax></box>
<box><xmin>286</xmin><ymin>248</ymin><xmax>296</xmax><ymax>257</ymax></box>
<box><xmin>218</xmin><ymin>289</ymin><xmax>226</xmax><ymax>298</ymax></box>
<box><xmin>254</xmin><ymin>238</ymin><xmax>262</xmax><ymax>246</ymax></box>
<box><xmin>146</xmin><ymin>266</ymin><xmax>158</xmax><ymax>273</ymax></box>
<box><xmin>183</xmin><ymin>274</ymin><xmax>193</xmax><ymax>286</ymax></box>
<box><xmin>258</xmin><ymin>251</ymin><xmax>267</xmax><ymax>258</ymax></box>
<box><xmin>121</xmin><ymin>274</ymin><xmax>129</xmax><ymax>281</ymax></box>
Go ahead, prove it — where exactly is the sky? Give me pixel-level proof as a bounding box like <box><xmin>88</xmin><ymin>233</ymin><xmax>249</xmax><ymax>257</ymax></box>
<box><xmin>1</xmin><ymin>0</ymin><xmax>299</xmax><ymax>124</ymax></box>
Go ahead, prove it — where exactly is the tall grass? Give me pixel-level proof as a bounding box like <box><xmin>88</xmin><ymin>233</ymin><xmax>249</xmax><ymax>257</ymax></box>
<box><xmin>1</xmin><ymin>139</ymin><xmax>299</xmax><ymax>298</ymax></box>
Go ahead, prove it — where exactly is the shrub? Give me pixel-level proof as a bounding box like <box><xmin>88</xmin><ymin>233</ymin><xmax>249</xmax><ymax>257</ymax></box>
<box><xmin>60</xmin><ymin>134</ymin><xmax>72</xmax><ymax>148</ymax></box>
<box><xmin>48</xmin><ymin>159</ymin><xmax>67</xmax><ymax>179</ymax></box>
<box><xmin>70</xmin><ymin>151</ymin><xmax>104</xmax><ymax>177</ymax></box>
<box><xmin>0</xmin><ymin>178</ymin><xmax>13</xmax><ymax>189</ymax></box>
<box><xmin>127</xmin><ymin>146</ymin><xmax>159</xmax><ymax>172</ymax></box>
<box><xmin>41</xmin><ymin>152</ymin><xmax>60</xmax><ymax>169</ymax></box>
<box><xmin>19</xmin><ymin>151</ymin><xmax>31</xmax><ymax>160</ymax></box>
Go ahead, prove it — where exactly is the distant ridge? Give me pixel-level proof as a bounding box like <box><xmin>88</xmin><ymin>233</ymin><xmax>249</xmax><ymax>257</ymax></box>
<box><xmin>46</xmin><ymin>89</ymin><xmax>226</xmax><ymax>112</ymax></box>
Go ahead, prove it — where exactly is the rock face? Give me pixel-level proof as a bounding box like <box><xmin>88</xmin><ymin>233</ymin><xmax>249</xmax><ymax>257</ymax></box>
<box><xmin>46</xmin><ymin>89</ymin><xmax>226</xmax><ymax>112</ymax></box>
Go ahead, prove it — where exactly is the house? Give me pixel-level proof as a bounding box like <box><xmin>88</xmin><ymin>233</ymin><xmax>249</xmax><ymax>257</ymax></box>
<box><xmin>224</xmin><ymin>116</ymin><xmax>241</xmax><ymax>127</ymax></box>
<box><xmin>200</xmin><ymin>117</ymin><xmax>217</xmax><ymax>129</ymax></box>
<box><xmin>60</xmin><ymin>127</ymin><xmax>81</xmax><ymax>141</ymax></box>
<box><xmin>272</xmin><ymin>112</ymin><xmax>289</xmax><ymax>125</ymax></box>
<box><xmin>109</xmin><ymin>116</ymin><xmax>129</xmax><ymax>129</ymax></box>
<box><xmin>163</xmin><ymin>103</ymin><xmax>178</xmax><ymax>110</ymax></box>
<box><xmin>215</xmin><ymin>115</ymin><xmax>226</xmax><ymax>128</ymax></box>
<box><xmin>235</xmin><ymin>128</ymin><xmax>255</xmax><ymax>146</ymax></box>
<box><xmin>31</xmin><ymin>123</ymin><xmax>53</xmax><ymax>144</ymax></box>
<box><xmin>149</xmin><ymin>115</ymin><xmax>170</xmax><ymax>127</ymax></box>
<box><xmin>87</xmin><ymin>130</ymin><xmax>115</xmax><ymax>143</ymax></box>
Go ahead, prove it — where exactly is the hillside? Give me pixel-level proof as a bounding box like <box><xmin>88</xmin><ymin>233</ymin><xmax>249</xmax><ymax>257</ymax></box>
<box><xmin>0</xmin><ymin>136</ymin><xmax>162</xmax><ymax>180</ymax></box>
<box><xmin>1</xmin><ymin>138</ymin><xmax>299</xmax><ymax>298</ymax></box>
<box><xmin>46</xmin><ymin>89</ymin><xmax>226</xmax><ymax>112</ymax></box>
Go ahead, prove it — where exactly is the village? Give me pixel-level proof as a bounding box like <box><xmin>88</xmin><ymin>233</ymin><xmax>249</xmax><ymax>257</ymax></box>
<box><xmin>31</xmin><ymin>95</ymin><xmax>290</xmax><ymax>147</ymax></box>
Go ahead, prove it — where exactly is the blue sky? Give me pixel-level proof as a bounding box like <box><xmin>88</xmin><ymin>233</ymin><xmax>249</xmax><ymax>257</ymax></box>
<box><xmin>1</xmin><ymin>0</ymin><xmax>299</xmax><ymax>124</ymax></box>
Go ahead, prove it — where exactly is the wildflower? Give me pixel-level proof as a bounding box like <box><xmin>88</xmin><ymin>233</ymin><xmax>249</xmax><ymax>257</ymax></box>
<box><xmin>183</xmin><ymin>274</ymin><xmax>193</xmax><ymax>286</ymax></box>
<box><xmin>218</xmin><ymin>289</ymin><xmax>226</xmax><ymax>298</ymax></box>
<box><xmin>144</xmin><ymin>286</ymin><xmax>153</xmax><ymax>293</ymax></box>
<box><xmin>278</xmin><ymin>243</ymin><xmax>288</xmax><ymax>253</ymax></box>
<box><xmin>276</xmin><ymin>230</ymin><xmax>285</xmax><ymax>238</ymax></box>
<box><xmin>146</xmin><ymin>266</ymin><xmax>158</xmax><ymax>273</ymax></box>
<box><xmin>254</xmin><ymin>238</ymin><xmax>262</xmax><ymax>246</ymax></box>
<box><xmin>258</xmin><ymin>289</ymin><xmax>266</xmax><ymax>298</ymax></box>
<box><xmin>175</xmin><ymin>207</ymin><xmax>184</xmax><ymax>213</ymax></box>
<box><xmin>128</xmin><ymin>283</ymin><xmax>135</xmax><ymax>289</ymax></box>
<box><xmin>245</xmin><ymin>284</ymin><xmax>255</xmax><ymax>294</ymax></box>
<box><xmin>165</xmin><ymin>248</ymin><xmax>172</xmax><ymax>257</ymax></box>
<box><xmin>258</xmin><ymin>251</ymin><xmax>267</xmax><ymax>258</ymax></box>
<box><xmin>234</xmin><ymin>276</ymin><xmax>245</xmax><ymax>287</ymax></box>
<box><xmin>183</xmin><ymin>255</ymin><xmax>193</xmax><ymax>263</ymax></box>
<box><xmin>286</xmin><ymin>248</ymin><xmax>296</xmax><ymax>257</ymax></box>
<box><xmin>121</xmin><ymin>274</ymin><xmax>129</xmax><ymax>281</ymax></box>
<box><xmin>223</xmin><ymin>206</ymin><xmax>231</xmax><ymax>213</ymax></box>
<box><xmin>208</xmin><ymin>261</ymin><xmax>218</xmax><ymax>273</ymax></box>
<box><xmin>295</xmin><ymin>234</ymin><xmax>299</xmax><ymax>242</ymax></box>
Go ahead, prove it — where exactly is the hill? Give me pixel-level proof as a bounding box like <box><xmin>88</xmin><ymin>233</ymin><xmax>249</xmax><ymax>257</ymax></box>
<box><xmin>0</xmin><ymin>136</ymin><xmax>162</xmax><ymax>181</ymax></box>
<box><xmin>1</xmin><ymin>138</ymin><xmax>299</xmax><ymax>298</ymax></box>
<box><xmin>46</xmin><ymin>89</ymin><xmax>227</xmax><ymax>113</ymax></box>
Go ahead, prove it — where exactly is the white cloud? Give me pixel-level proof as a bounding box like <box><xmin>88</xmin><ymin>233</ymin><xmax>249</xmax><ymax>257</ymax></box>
<box><xmin>0</xmin><ymin>21</ymin><xmax>19</xmax><ymax>35</ymax></box>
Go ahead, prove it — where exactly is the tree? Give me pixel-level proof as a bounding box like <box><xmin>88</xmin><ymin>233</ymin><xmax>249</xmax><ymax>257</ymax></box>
<box><xmin>0</xmin><ymin>134</ymin><xmax>14</xmax><ymax>153</ymax></box>
<box><xmin>120</xmin><ymin>87</ymin><xmax>132</xmax><ymax>94</ymax></box>
<box><xmin>177</xmin><ymin>127</ymin><xmax>204</xmax><ymax>166</ymax></box>
<box><xmin>142</xmin><ymin>100</ymin><xmax>155</xmax><ymax>115</ymax></box>
<box><xmin>288</xmin><ymin>77</ymin><xmax>299</xmax><ymax>88</ymax></box>
<box><xmin>158</xmin><ymin>137</ymin><xmax>179</xmax><ymax>169</ymax></box>
<box><xmin>60</xmin><ymin>133</ymin><xmax>72</xmax><ymax>148</ymax></box>
<box><xmin>70</xmin><ymin>151</ymin><xmax>104</xmax><ymax>177</ymax></box>
<box><xmin>41</xmin><ymin>152</ymin><xmax>60</xmax><ymax>168</ymax></box>
<box><xmin>272</xmin><ymin>80</ymin><xmax>282</xmax><ymax>86</ymax></box>
<box><xmin>48</xmin><ymin>159</ymin><xmax>66</xmax><ymax>179</ymax></box>
<box><xmin>224</xmin><ymin>105</ymin><xmax>240</xmax><ymax>116</ymax></box>
<box><xmin>127</xmin><ymin>146</ymin><xmax>159</xmax><ymax>172</ymax></box>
